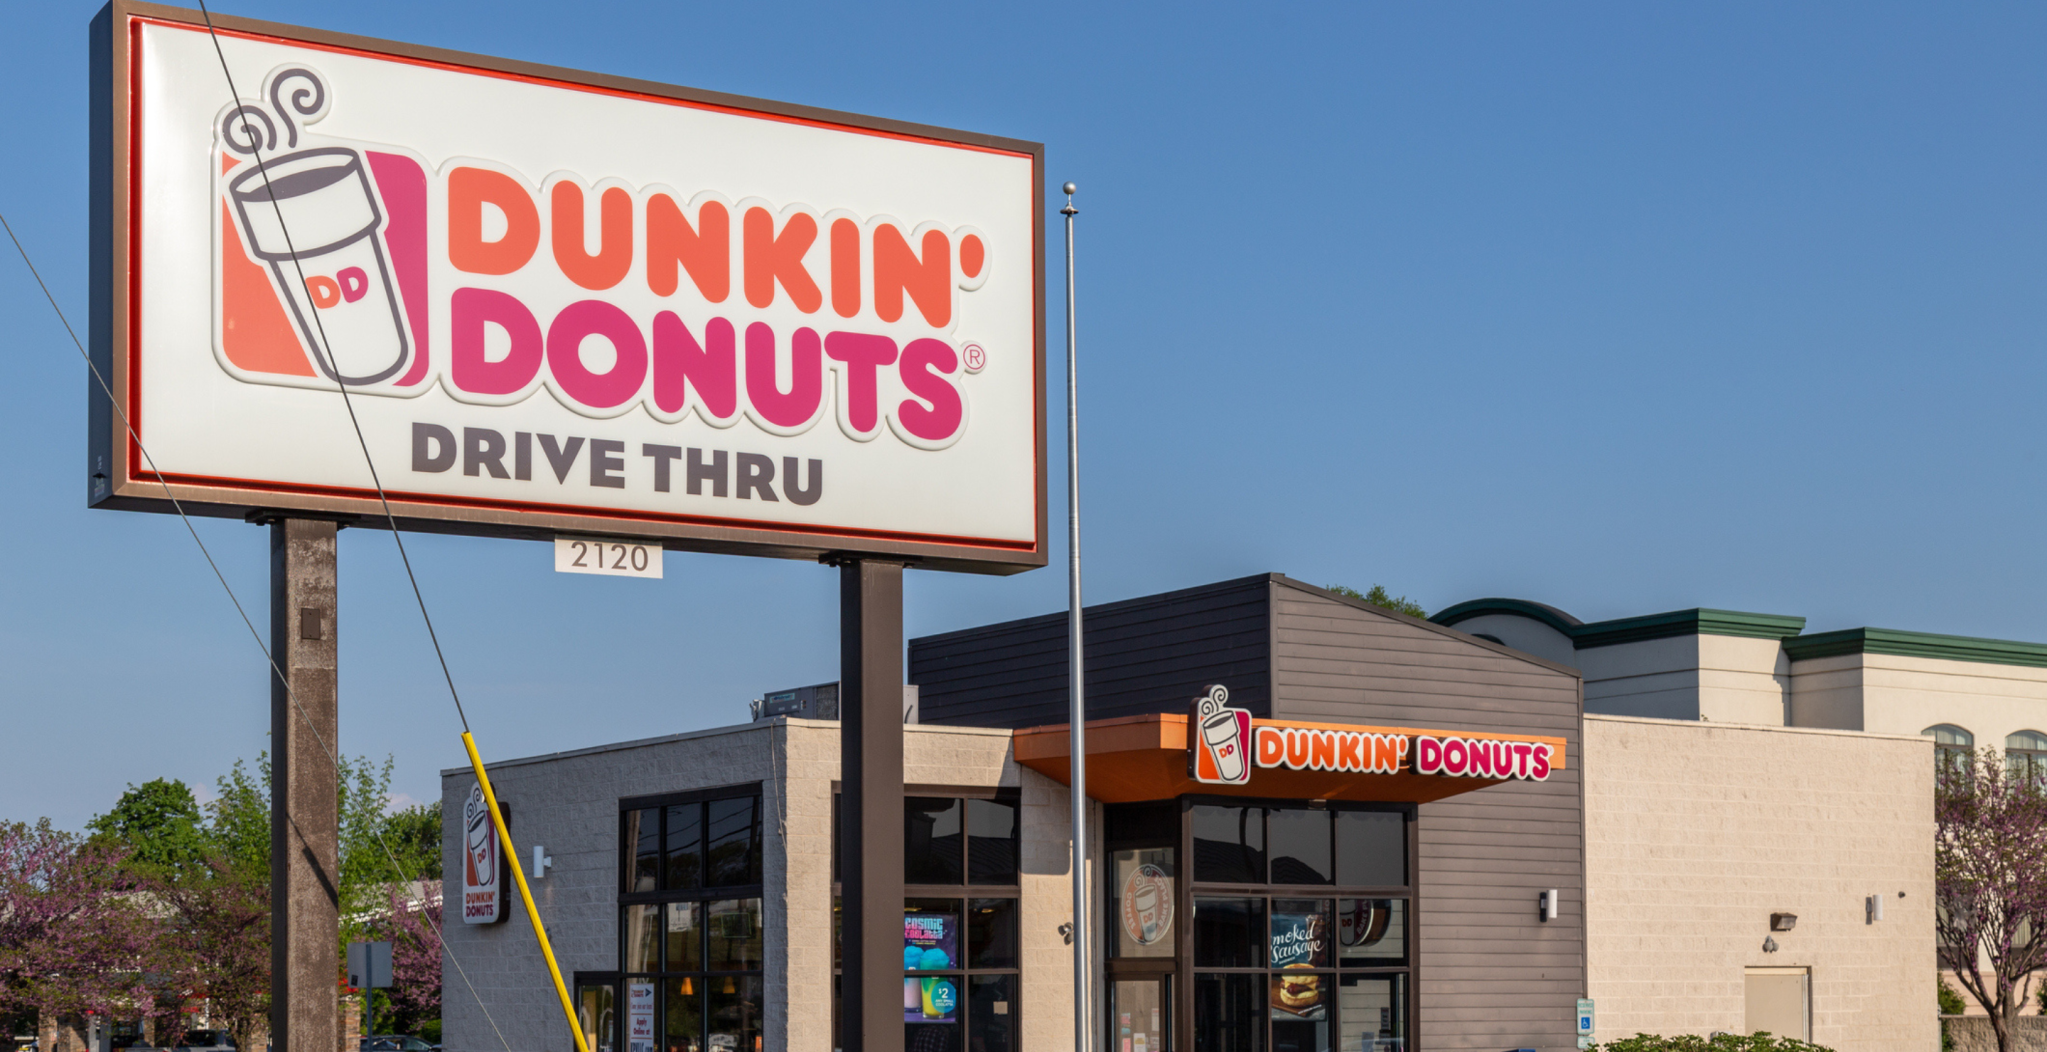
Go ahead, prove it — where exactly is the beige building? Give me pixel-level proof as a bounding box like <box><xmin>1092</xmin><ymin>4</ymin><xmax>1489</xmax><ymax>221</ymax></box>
<box><xmin>1582</xmin><ymin>715</ymin><xmax>1934</xmax><ymax>1047</ymax></box>
<box><xmin>1438</xmin><ymin>598</ymin><xmax>2047</xmax><ymax>1028</ymax></box>
<box><xmin>1433</xmin><ymin>600</ymin><xmax>2047</xmax><ymax>763</ymax></box>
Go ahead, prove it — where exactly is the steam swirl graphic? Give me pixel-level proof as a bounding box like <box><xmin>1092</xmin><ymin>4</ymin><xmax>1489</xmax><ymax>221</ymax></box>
<box><xmin>268</xmin><ymin>67</ymin><xmax>326</xmax><ymax>148</ymax></box>
<box><xmin>219</xmin><ymin>104</ymin><xmax>275</xmax><ymax>156</ymax></box>
<box><xmin>217</xmin><ymin>67</ymin><xmax>328</xmax><ymax>155</ymax></box>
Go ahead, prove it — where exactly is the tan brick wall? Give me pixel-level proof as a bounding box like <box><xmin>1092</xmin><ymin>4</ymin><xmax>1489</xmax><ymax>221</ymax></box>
<box><xmin>1584</xmin><ymin>715</ymin><xmax>1935</xmax><ymax>1051</ymax></box>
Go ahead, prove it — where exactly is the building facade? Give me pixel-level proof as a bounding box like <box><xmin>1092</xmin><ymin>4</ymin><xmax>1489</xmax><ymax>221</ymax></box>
<box><xmin>440</xmin><ymin>576</ymin><xmax>1941</xmax><ymax>1052</ymax></box>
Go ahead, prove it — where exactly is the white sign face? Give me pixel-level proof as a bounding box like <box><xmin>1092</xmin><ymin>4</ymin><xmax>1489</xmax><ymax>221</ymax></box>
<box><xmin>461</xmin><ymin>783</ymin><xmax>504</xmax><ymax>925</ymax></box>
<box><xmin>626</xmin><ymin>982</ymin><xmax>655</xmax><ymax>1052</ymax></box>
<box><xmin>100</xmin><ymin>10</ymin><xmax>1043</xmax><ymax>571</ymax></box>
<box><xmin>554</xmin><ymin>536</ymin><xmax>663</xmax><ymax>578</ymax></box>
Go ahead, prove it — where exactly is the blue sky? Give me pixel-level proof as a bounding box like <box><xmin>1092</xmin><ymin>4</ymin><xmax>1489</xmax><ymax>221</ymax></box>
<box><xmin>3</xmin><ymin>1</ymin><xmax>2044</xmax><ymax>829</ymax></box>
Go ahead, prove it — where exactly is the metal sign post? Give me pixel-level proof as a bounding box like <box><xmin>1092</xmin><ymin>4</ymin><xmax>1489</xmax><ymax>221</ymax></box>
<box><xmin>349</xmin><ymin>940</ymin><xmax>393</xmax><ymax>1040</ymax></box>
<box><xmin>839</xmin><ymin>558</ymin><xmax>906</xmax><ymax>1052</ymax></box>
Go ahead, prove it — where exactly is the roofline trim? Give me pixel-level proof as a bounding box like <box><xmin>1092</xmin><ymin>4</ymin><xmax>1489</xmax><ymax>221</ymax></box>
<box><xmin>1431</xmin><ymin>600</ymin><xmax>1805</xmax><ymax>649</ymax></box>
<box><xmin>1783</xmin><ymin>627</ymin><xmax>2047</xmax><ymax>669</ymax></box>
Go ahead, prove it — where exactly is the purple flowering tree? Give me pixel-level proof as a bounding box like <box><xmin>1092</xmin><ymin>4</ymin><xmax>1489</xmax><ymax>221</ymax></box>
<box><xmin>374</xmin><ymin>882</ymin><xmax>442</xmax><ymax>1035</ymax></box>
<box><xmin>0</xmin><ymin>821</ymin><xmax>160</xmax><ymax>1047</ymax></box>
<box><xmin>1936</xmin><ymin>747</ymin><xmax>2047</xmax><ymax>1052</ymax></box>
<box><xmin>149</xmin><ymin>861</ymin><xmax>270</xmax><ymax>1052</ymax></box>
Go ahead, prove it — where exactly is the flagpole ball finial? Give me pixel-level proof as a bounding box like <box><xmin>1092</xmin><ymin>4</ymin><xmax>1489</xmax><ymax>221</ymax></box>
<box><xmin>1063</xmin><ymin>181</ymin><xmax>1077</xmax><ymax>195</ymax></box>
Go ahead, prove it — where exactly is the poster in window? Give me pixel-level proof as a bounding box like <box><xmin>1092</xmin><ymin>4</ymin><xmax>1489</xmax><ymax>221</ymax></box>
<box><xmin>904</xmin><ymin>977</ymin><xmax>959</xmax><ymax>1024</ymax></box>
<box><xmin>626</xmin><ymin>981</ymin><xmax>655</xmax><ymax>1052</ymax></box>
<box><xmin>902</xmin><ymin>912</ymin><xmax>958</xmax><ymax>971</ymax></box>
<box><xmin>902</xmin><ymin>911</ymin><xmax>959</xmax><ymax>1023</ymax></box>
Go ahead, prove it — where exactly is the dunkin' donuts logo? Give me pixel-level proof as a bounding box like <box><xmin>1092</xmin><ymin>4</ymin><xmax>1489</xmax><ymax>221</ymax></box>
<box><xmin>1185</xmin><ymin>685</ymin><xmax>1555</xmax><ymax>786</ymax></box>
<box><xmin>1190</xmin><ymin>685</ymin><xmax>1252</xmax><ymax>785</ymax></box>
<box><xmin>461</xmin><ymin>783</ymin><xmax>504</xmax><ymax>925</ymax></box>
<box><xmin>214</xmin><ymin>66</ymin><xmax>988</xmax><ymax>449</ymax></box>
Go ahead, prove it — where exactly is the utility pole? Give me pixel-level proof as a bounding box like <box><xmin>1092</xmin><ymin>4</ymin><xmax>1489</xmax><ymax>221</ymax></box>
<box><xmin>268</xmin><ymin>516</ymin><xmax>341</xmax><ymax>1052</ymax></box>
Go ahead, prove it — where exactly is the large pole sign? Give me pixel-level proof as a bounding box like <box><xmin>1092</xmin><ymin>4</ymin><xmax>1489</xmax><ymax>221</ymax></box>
<box><xmin>92</xmin><ymin>1</ymin><xmax>1045</xmax><ymax>573</ymax></box>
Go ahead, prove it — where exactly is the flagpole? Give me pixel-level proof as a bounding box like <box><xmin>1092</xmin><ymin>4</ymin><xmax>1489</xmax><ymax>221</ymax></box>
<box><xmin>1062</xmin><ymin>180</ymin><xmax>1091</xmax><ymax>1052</ymax></box>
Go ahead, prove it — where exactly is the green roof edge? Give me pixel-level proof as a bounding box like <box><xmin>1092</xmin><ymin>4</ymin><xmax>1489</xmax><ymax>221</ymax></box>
<box><xmin>1571</xmin><ymin>608</ymin><xmax>1808</xmax><ymax>649</ymax></box>
<box><xmin>1783</xmin><ymin>627</ymin><xmax>2047</xmax><ymax>669</ymax></box>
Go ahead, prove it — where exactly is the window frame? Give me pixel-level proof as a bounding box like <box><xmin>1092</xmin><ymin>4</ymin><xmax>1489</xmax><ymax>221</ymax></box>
<box><xmin>1925</xmin><ymin>724</ymin><xmax>1975</xmax><ymax>773</ymax></box>
<box><xmin>616</xmin><ymin>784</ymin><xmax>765</xmax><ymax>1052</ymax></box>
<box><xmin>1169</xmin><ymin>796</ymin><xmax>1419</xmax><ymax>1052</ymax></box>
<box><xmin>831</xmin><ymin>785</ymin><xmax>1024</xmax><ymax>1052</ymax></box>
<box><xmin>2007</xmin><ymin>730</ymin><xmax>2047</xmax><ymax>785</ymax></box>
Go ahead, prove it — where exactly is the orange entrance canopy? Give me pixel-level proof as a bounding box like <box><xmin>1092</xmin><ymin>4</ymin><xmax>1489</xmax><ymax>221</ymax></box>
<box><xmin>1013</xmin><ymin>713</ymin><xmax>1569</xmax><ymax>805</ymax></box>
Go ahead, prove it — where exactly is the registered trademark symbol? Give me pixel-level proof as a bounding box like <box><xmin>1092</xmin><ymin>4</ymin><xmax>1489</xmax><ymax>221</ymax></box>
<box><xmin>962</xmin><ymin>343</ymin><xmax>987</xmax><ymax>373</ymax></box>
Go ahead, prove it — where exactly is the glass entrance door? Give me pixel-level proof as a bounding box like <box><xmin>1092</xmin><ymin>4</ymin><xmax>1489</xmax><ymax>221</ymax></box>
<box><xmin>1112</xmin><ymin>977</ymin><xmax>1172</xmax><ymax>1052</ymax></box>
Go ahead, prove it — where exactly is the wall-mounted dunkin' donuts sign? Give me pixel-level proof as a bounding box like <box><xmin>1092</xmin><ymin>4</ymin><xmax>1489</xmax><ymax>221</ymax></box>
<box><xmin>461</xmin><ymin>784</ymin><xmax>507</xmax><ymax>925</ymax></box>
<box><xmin>92</xmin><ymin>3</ymin><xmax>1044</xmax><ymax>573</ymax></box>
<box><xmin>1188</xmin><ymin>685</ymin><xmax>1559</xmax><ymax>786</ymax></box>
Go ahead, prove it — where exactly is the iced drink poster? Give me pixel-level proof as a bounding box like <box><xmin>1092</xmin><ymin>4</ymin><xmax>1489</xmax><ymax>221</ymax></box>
<box><xmin>902</xmin><ymin>912</ymin><xmax>959</xmax><ymax>1023</ymax></box>
<box><xmin>903</xmin><ymin>912</ymin><xmax>957</xmax><ymax>971</ymax></box>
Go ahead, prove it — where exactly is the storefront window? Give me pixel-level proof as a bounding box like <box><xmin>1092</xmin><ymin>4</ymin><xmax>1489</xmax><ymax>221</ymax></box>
<box><xmin>1194</xmin><ymin>974</ymin><xmax>1265</xmax><ymax>1052</ymax></box>
<box><xmin>578</xmin><ymin>983</ymin><xmax>618</xmax><ymax>1052</ymax></box>
<box><xmin>1334</xmin><ymin>975</ymin><xmax>1406</xmax><ymax>1052</ymax></box>
<box><xmin>1192</xmin><ymin>805</ymin><xmax>1266</xmax><ymax>884</ymax></box>
<box><xmin>1195</xmin><ymin>898</ymin><xmax>1266</xmax><ymax>968</ymax></box>
<box><xmin>833</xmin><ymin>791</ymin><xmax>1023</xmax><ymax>1050</ymax></box>
<box><xmin>1267</xmin><ymin>810</ymin><xmax>1332</xmax><ymax>885</ymax></box>
<box><xmin>1191</xmin><ymin>803</ymin><xmax>1412</xmax><ymax>1052</ymax></box>
<box><xmin>617</xmin><ymin>786</ymin><xmax>764</xmax><ymax>1052</ymax></box>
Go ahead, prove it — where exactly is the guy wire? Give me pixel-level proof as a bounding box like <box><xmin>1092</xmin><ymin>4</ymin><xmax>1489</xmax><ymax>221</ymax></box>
<box><xmin>0</xmin><ymin>209</ymin><xmax>514</xmax><ymax>1052</ymax></box>
<box><xmin>197</xmin><ymin>0</ymin><xmax>473</xmax><ymax>738</ymax></box>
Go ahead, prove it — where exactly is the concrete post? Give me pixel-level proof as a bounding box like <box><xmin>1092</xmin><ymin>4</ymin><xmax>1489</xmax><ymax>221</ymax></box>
<box><xmin>838</xmin><ymin>559</ymin><xmax>904</xmax><ymax>1052</ymax></box>
<box><xmin>269</xmin><ymin>518</ymin><xmax>340</xmax><ymax>1052</ymax></box>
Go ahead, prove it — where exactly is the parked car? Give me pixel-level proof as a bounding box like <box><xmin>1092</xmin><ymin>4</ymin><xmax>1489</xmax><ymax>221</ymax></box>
<box><xmin>173</xmin><ymin>1031</ymin><xmax>235</xmax><ymax>1052</ymax></box>
<box><xmin>359</xmin><ymin>1037</ymin><xmax>432</xmax><ymax>1052</ymax></box>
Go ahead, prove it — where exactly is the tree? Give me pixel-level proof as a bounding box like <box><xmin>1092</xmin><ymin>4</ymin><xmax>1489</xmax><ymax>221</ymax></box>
<box><xmin>1326</xmin><ymin>584</ymin><xmax>1427</xmax><ymax>619</ymax></box>
<box><xmin>0</xmin><ymin>821</ymin><xmax>162</xmax><ymax>1048</ymax></box>
<box><xmin>370</xmin><ymin>882</ymin><xmax>442</xmax><ymax>1036</ymax></box>
<box><xmin>148</xmin><ymin>861</ymin><xmax>270</xmax><ymax>1052</ymax></box>
<box><xmin>1935</xmin><ymin>746</ymin><xmax>2047</xmax><ymax>1052</ymax></box>
<box><xmin>87</xmin><ymin>779</ymin><xmax>208</xmax><ymax>880</ymax></box>
<box><xmin>205</xmin><ymin>759</ymin><xmax>270</xmax><ymax>881</ymax></box>
<box><xmin>376</xmin><ymin>804</ymin><xmax>443</xmax><ymax>884</ymax></box>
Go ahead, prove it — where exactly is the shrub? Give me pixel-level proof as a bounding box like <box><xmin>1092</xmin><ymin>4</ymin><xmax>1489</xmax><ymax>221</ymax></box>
<box><xmin>1593</xmin><ymin>1035</ymin><xmax>1835</xmax><ymax>1052</ymax></box>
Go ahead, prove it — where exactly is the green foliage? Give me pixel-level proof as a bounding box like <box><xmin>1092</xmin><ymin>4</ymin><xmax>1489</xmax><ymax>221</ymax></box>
<box><xmin>86</xmin><ymin>778</ymin><xmax>208</xmax><ymax>879</ymax></box>
<box><xmin>416</xmin><ymin>1019</ymin><xmax>442</xmax><ymax>1044</ymax></box>
<box><xmin>207</xmin><ymin>758</ymin><xmax>271</xmax><ymax>881</ymax></box>
<box><xmin>1592</xmin><ymin>1034</ymin><xmax>1834</xmax><ymax>1052</ymax></box>
<box><xmin>1326</xmin><ymin>583</ymin><xmax>1428</xmax><ymax>619</ymax></box>
<box><xmin>377</xmin><ymin>802</ymin><xmax>444</xmax><ymax>883</ymax></box>
<box><xmin>1940</xmin><ymin>976</ymin><xmax>1967</xmax><ymax>1015</ymax></box>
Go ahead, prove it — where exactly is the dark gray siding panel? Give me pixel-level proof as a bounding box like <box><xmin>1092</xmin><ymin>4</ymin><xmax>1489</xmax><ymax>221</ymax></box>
<box><xmin>910</xmin><ymin>575</ymin><xmax>1272</xmax><ymax>728</ymax></box>
<box><xmin>1269</xmin><ymin>582</ymin><xmax>1585</xmax><ymax>1052</ymax></box>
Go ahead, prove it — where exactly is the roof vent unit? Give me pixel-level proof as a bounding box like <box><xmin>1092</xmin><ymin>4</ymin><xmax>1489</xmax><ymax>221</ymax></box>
<box><xmin>756</xmin><ymin>682</ymin><xmax>840</xmax><ymax>721</ymax></box>
<box><xmin>751</xmin><ymin>682</ymin><xmax>919</xmax><ymax>723</ymax></box>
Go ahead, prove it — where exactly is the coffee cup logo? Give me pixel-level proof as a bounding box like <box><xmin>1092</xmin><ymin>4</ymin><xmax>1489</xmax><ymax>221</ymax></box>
<box><xmin>1120</xmin><ymin>862</ymin><xmax>1174</xmax><ymax>946</ymax></box>
<box><xmin>215</xmin><ymin>66</ymin><xmax>432</xmax><ymax>394</ymax></box>
<box><xmin>461</xmin><ymin>783</ymin><xmax>504</xmax><ymax>924</ymax></box>
<box><xmin>1190</xmin><ymin>684</ymin><xmax>1252</xmax><ymax>785</ymax></box>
